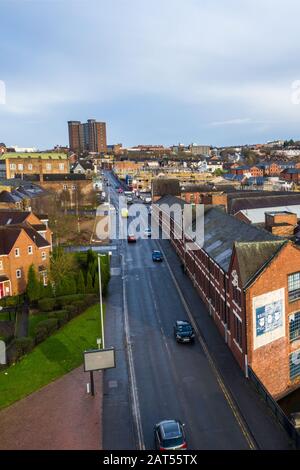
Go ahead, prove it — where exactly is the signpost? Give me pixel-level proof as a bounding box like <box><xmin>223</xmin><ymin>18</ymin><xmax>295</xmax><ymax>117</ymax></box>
<box><xmin>83</xmin><ymin>347</ymin><xmax>116</xmax><ymax>396</ymax></box>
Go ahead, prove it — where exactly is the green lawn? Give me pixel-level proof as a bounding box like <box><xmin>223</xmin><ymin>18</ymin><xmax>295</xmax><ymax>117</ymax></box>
<box><xmin>0</xmin><ymin>304</ymin><xmax>102</xmax><ymax>410</ymax></box>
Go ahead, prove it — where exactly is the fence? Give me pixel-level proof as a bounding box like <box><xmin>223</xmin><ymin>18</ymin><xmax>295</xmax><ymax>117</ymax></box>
<box><xmin>248</xmin><ymin>366</ymin><xmax>300</xmax><ymax>449</ymax></box>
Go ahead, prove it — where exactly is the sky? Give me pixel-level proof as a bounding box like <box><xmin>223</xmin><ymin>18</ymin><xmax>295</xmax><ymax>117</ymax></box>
<box><xmin>1</xmin><ymin>0</ymin><xmax>300</xmax><ymax>149</ymax></box>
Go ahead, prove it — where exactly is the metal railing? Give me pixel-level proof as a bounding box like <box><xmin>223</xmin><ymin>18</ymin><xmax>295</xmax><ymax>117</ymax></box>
<box><xmin>248</xmin><ymin>366</ymin><xmax>300</xmax><ymax>449</ymax></box>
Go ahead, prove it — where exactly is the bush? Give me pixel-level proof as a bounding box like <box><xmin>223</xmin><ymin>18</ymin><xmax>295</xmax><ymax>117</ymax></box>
<box><xmin>64</xmin><ymin>304</ymin><xmax>78</xmax><ymax>319</ymax></box>
<box><xmin>72</xmin><ymin>300</ymin><xmax>86</xmax><ymax>314</ymax></box>
<box><xmin>35</xmin><ymin>318</ymin><xmax>59</xmax><ymax>343</ymax></box>
<box><xmin>85</xmin><ymin>294</ymin><xmax>98</xmax><ymax>307</ymax></box>
<box><xmin>48</xmin><ymin>310</ymin><xmax>69</xmax><ymax>327</ymax></box>
<box><xmin>38</xmin><ymin>298</ymin><xmax>56</xmax><ymax>312</ymax></box>
<box><xmin>55</xmin><ymin>294</ymin><xmax>84</xmax><ymax>308</ymax></box>
<box><xmin>14</xmin><ymin>337</ymin><xmax>35</xmax><ymax>357</ymax></box>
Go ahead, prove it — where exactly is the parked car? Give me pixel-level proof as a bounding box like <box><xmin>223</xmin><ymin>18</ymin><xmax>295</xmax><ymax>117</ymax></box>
<box><xmin>154</xmin><ymin>420</ymin><xmax>187</xmax><ymax>450</ymax></box>
<box><xmin>152</xmin><ymin>250</ymin><xmax>163</xmax><ymax>262</ymax></box>
<box><xmin>118</xmin><ymin>187</ymin><xmax>123</xmax><ymax>193</ymax></box>
<box><xmin>127</xmin><ymin>234</ymin><xmax>137</xmax><ymax>243</ymax></box>
<box><xmin>174</xmin><ymin>320</ymin><xmax>195</xmax><ymax>343</ymax></box>
<box><xmin>144</xmin><ymin>227</ymin><xmax>152</xmax><ymax>237</ymax></box>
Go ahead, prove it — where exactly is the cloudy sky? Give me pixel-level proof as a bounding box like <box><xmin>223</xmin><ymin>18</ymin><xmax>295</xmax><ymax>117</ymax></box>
<box><xmin>1</xmin><ymin>0</ymin><xmax>300</xmax><ymax>149</ymax></box>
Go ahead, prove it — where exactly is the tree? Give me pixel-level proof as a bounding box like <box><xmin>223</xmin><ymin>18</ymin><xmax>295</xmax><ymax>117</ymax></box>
<box><xmin>77</xmin><ymin>270</ymin><xmax>85</xmax><ymax>294</ymax></box>
<box><xmin>86</xmin><ymin>272</ymin><xmax>94</xmax><ymax>294</ymax></box>
<box><xmin>26</xmin><ymin>265</ymin><xmax>40</xmax><ymax>303</ymax></box>
<box><xmin>50</xmin><ymin>248</ymin><xmax>77</xmax><ymax>287</ymax></box>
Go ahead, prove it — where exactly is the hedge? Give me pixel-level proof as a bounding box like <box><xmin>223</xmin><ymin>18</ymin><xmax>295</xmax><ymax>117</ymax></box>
<box><xmin>35</xmin><ymin>318</ymin><xmax>59</xmax><ymax>343</ymax></box>
<box><xmin>48</xmin><ymin>310</ymin><xmax>69</xmax><ymax>327</ymax></box>
<box><xmin>37</xmin><ymin>298</ymin><xmax>56</xmax><ymax>312</ymax></box>
<box><xmin>55</xmin><ymin>294</ymin><xmax>84</xmax><ymax>308</ymax></box>
<box><xmin>14</xmin><ymin>337</ymin><xmax>35</xmax><ymax>356</ymax></box>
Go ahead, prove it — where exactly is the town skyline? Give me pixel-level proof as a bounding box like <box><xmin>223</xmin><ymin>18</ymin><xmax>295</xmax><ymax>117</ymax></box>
<box><xmin>2</xmin><ymin>0</ymin><xmax>300</xmax><ymax>148</ymax></box>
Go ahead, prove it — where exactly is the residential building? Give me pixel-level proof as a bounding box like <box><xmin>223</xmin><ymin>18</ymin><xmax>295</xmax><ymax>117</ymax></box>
<box><xmin>68</xmin><ymin>119</ymin><xmax>107</xmax><ymax>153</ymax></box>
<box><xmin>0</xmin><ymin>211</ymin><xmax>52</xmax><ymax>297</ymax></box>
<box><xmin>0</xmin><ymin>152</ymin><xmax>69</xmax><ymax>179</ymax></box>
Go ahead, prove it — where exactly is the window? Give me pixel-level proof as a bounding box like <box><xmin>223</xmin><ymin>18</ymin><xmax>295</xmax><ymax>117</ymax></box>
<box><xmin>59</xmin><ymin>163</ymin><xmax>64</xmax><ymax>171</ymax></box>
<box><xmin>0</xmin><ymin>260</ymin><xmax>3</xmax><ymax>270</ymax></box>
<box><xmin>28</xmin><ymin>245</ymin><xmax>33</xmax><ymax>255</ymax></box>
<box><xmin>42</xmin><ymin>251</ymin><xmax>47</xmax><ymax>261</ymax></box>
<box><xmin>63</xmin><ymin>184</ymin><xmax>67</xmax><ymax>190</ymax></box>
<box><xmin>16</xmin><ymin>269</ymin><xmax>21</xmax><ymax>279</ymax></box>
<box><xmin>233</xmin><ymin>286</ymin><xmax>241</xmax><ymax>306</ymax></box>
<box><xmin>10</xmin><ymin>163</ymin><xmax>16</xmax><ymax>170</ymax></box>
<box><xmin>15</xmin><ymin>248</ymin><xmax>20</xmax><ymax>257</ymax></box>
<box><xmin>72</xmin><ymin>185</ymin><xmax>76</xmax><ymax>190</ymax></box>
<box><xmin>290</xmin><ymin>350</ymin><xmax>300</xmax><ymax>380</ymax></box>
<box><xmin>233</xmin><ymin>314</ymin><xmax>243</xmax><ymax>348</ymax></box>
<box><xmin>46</xmin><ymin>163</ymin><xmax>52</xmax><ymax>171</ymax></box>
<box><xmin>18</xmin><ymin>164</ymin><xmax>23</xmax><ymax>171</ymax></box>
<box><xmin>28</xmin><ymin>164</ymin><xmax>33</xmax><ymax>170</ymax></box>
<box><xmin>288</xmin><ymin>272</ymin><xmax>300</xmax><ymax>302</ymax></box>
<box><xmin>289</xmin><ymin>312</ymin><xmax>300</xmax><ymax>342</ymax></box>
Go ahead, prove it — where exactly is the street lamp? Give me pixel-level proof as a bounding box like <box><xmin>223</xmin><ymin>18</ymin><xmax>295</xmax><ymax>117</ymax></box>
<box><xmin>98</xmin><ymin>253</ymin><xmax>106</xmax><ymax>349</ymax></box>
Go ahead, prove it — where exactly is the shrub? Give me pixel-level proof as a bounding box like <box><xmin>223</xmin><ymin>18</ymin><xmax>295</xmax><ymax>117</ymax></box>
<box><xmin>35</xmin><ymin>318</ymin><xmax>59</xmax><ymax>343</ymax></box>
<box><xmin>38</xmin><ymin>298</ymin><xmax>56</xmax><ymax>312</ymax></box>
<box><xmin>65</xmin><ymin>304</ymin><xmax>78</xmax><ymax>319</ymax></box>
<box><xmin>14</xmin><ymin>337</ymin><xmax>35</xmax><ymax>357</ymax></box>
<box><xmin>72</xmin><ymin>300</ymin><xmax>86</xmax><ymax>314</ymax></box>
<box><xmin>55</xmin><ymin>294</ymin><xmax>84</xmax><ymax>308</ymax></box>
<box><xmin>48</xmin><ymin>310</ymin><xmax>68</xmax><ymax>327</ymax></box>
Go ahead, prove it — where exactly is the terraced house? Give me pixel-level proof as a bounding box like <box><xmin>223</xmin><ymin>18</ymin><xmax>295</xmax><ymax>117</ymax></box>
<box><xmin>0</xmin><ymin>211</ymin><xmax>52</xmax><ymax>297</ymax></box>
<box><xmin>153</xmin><ymin>195</ymin><xmax>300</xmax><ymax>399</ymax></box>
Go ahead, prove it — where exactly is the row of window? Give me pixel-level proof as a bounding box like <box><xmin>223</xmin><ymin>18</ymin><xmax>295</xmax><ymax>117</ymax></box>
<box><xmin>0</xmin><ymin>248</ymin><xmax>47</xmax><ymax>263</ymax></box>
<box><xmin>10</xmin><ymin>163</ymin><xmax>65</xmax><ymax>171</ymax></box>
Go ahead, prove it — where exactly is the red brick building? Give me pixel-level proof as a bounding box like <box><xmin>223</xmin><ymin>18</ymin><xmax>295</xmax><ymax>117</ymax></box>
<box><xmin>153</xmin><ymin>196</ymin><xmax>300</xmax><ymax>399</ymax></box>
<box><xmin>0</xmin><ymin>211</ymin><xmax>52</xmax><ymax>297</ymax></box>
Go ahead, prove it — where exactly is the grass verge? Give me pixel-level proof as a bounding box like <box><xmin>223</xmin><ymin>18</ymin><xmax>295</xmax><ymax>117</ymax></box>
<box><xmin>0</xmin><ymin>304</ymin><xmax>102</xmax><ymax>410</ymax></box>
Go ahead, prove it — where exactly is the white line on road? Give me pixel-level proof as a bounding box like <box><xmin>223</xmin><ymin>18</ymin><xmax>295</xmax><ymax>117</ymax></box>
<box><xmin>121</xmin><ymin>250</ymin><xmax>145</xmax><ymax>450</ymax></box>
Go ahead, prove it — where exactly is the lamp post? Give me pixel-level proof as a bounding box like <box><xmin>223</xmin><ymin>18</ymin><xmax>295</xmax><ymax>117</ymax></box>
<box><xmin>98</xmin><ymin>253</ymin><xmax>105</xmax><ymax>349</ymax></box>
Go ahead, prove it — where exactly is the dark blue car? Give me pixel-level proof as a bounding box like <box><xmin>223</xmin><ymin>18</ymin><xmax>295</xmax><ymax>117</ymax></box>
<box><xmin>152</xmin><ymin>250</ymin><xmax>163</xmax><ymax>262</ymax></box>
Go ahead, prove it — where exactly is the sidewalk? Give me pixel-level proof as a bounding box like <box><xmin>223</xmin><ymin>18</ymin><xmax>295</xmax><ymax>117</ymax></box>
<box><xmin>159</xmin><ymin>239</ymin><xmax>293</xmax><ymax>450</ymax></box>
<box><xmin>0</xmin><ymin>366</ymin><xmax>102</xmax><ymax>450</ymax></box>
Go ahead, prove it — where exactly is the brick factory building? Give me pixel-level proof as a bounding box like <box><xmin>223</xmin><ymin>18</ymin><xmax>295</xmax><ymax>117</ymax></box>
<box><xmin>153</xmin><ymin>195</ymin><xmax>300</xmax><ymax>399</ymax></box>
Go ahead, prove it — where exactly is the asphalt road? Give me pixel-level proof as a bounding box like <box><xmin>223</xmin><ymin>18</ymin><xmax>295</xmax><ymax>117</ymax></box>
<box><xmin>103</xmin><ymin>170</ymin><xmax>258</xmax><ymax>450</ymax></box>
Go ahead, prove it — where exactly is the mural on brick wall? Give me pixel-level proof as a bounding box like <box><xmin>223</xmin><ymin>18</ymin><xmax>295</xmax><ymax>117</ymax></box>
<box><xmin>252</xmin><ymin>288</ymin><xmax>285</xmax><ymax>350</ymax></box>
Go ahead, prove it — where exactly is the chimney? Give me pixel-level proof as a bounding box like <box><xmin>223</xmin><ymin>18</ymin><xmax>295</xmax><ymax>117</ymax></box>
<box><xmin>265</xmin><ymin>211</ymin><xmax>297</xmax><ymax>237</ymax></box>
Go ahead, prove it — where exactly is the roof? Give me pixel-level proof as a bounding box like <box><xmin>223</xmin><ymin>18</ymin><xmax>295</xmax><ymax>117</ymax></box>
<box><xmin>235</xmin><ymin>241</ymin><xmax>287</xmax><ymax>288</ymax></box>
<box><xmin>0</xmin><ymin>210</ymin><xmax>30</xmax><ymax>225</ymax></box>
<box><xmin>0</xmin><ymin>224</ymin><xmax>50</xmax><ymax>255</ymax></box>
<box><xmin>155</xmin><ymin>195</ymin><xmax>282</xmax><ymax>278</ymax></box>
<box><xmin>0</xmin><ymin>275</ymin><xmax>9</xmax><ymax>282</ymax></box>
<box><xmin>237</xmin><ymin>206</ymin><xmax>300</xmax><ymax>224</ymax></box>
<box><xmin>0</xmin><ymin>152</ymin><xmax>68</xmax><ymax>160</ymax></box>
<box><xmin>229</xmin><ymin>193</ymin><xmax>300</xmax><ymax>214</ymax></box>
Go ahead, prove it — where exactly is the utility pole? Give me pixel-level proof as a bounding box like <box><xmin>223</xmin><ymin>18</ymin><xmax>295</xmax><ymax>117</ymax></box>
<box><xmin>98</xmin><ymin>254</ymin><xmax>105</xmax><ymax>349</ymax></box>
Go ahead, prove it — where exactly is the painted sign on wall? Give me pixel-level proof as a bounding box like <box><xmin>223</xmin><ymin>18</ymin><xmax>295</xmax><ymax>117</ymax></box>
<box><xmin>252</xmin><ymin>288</ymin><xmax>285</xmax><ymax>350</ymax></box>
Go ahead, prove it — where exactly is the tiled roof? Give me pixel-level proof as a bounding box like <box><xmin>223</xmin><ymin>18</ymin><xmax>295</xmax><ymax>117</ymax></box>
<box><xmin>0</xmin><ymin>210</ymin><xmax>30</xmax><ymax>225</ymax></box>
<box><xmin>155</xmin><ymin>195</ymin><xmax>282</xmax><ymax>276</ymax></box>
<box><xmin>229</xmin><ymin>193</ymin><xmax>300</xmax><ymax>214</ymax></box>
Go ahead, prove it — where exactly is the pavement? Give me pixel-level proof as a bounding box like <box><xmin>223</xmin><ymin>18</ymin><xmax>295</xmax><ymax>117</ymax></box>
<box><xmin>0</xmin><ymin>366</ymin><xmax>102</xmax><ymax>450</ymax></box>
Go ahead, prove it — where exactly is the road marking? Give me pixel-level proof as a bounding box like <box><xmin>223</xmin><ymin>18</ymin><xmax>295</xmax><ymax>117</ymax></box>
<box><xmin>158</xmin><ymin>242</ymin><xmax>257</xmax><ymax>451</ymax></box>
<box><xmin>121</xmin><ymin>250</ymin><xmax>145</xmax><ymax>450</ymax></box>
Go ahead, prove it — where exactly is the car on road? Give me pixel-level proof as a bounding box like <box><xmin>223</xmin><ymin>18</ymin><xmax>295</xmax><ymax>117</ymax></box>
<box><xmin>174</xmin><ymin>320</ymin><xmax>195</xmax><ymax>343</ymax></box>
<box><xmin>154</xmin><ymin>420</ymin><xmax>187</xmax><ymax>450</ymax></box>
<box><xmin>117</xmin><ymin>187</ymin><xmax>123</xmax><ymax>193</ymax></box>
<box><xmin>127</xmin><ymin>234</ymin><xmax>137</xmax><ymax>243</ymax></box>
<box><xmin>144</xmin><ymin>227</ymin><xmax>152</xmax><ymax>237</ymax></box>
<box><xmin>152</xmin><ymin>250</ymin><xmax>163</xmax><ymax>262</ymax></box>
